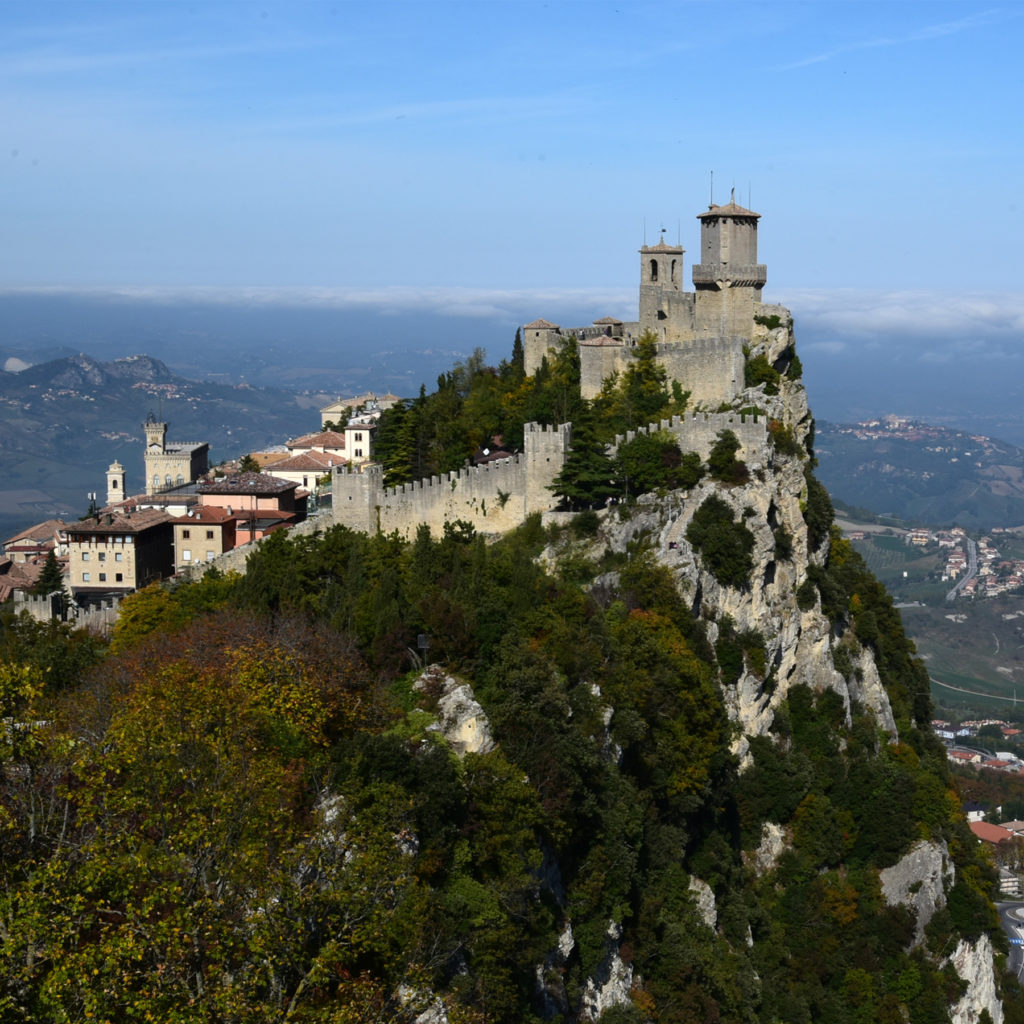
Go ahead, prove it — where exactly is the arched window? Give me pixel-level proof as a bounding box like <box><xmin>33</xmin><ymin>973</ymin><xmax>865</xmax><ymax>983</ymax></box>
<box><xmin>165</xmin><ymin>474</ymin><xmax>172</xmax><ymax>487</ymax></box>
<box><xmin>153</xmin><ymin>474</ymin><xmax>160</xmax><ymax>490</ymax></box>
<box><xmin>111</xmin><ymin>479</ymin><xmax>119</xmax><ymax>490</ymax></box>
<box><xmin>176</xmin><ymin>474</ymin><xmax>184</xmax><ymax>486</ymax></box>
<box><xmin>649</xmin><ymin>259</ymin><xmax>658</xmax><ymax>282</ymax></box>
<box><xmin>671</xmin><ymin>259</ymin><xmax>677</xmax><ymax>283</ymax></box>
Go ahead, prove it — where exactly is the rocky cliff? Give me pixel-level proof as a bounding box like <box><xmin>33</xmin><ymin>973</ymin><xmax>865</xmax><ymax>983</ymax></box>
<box><xmin>517</xmin><ymin>310</ymin><xmax>1008</xmax><ymax>1023</ymax></box>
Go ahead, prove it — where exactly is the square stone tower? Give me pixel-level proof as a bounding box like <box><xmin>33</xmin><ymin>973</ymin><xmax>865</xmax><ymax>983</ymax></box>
<box><xmin>692</xmin><ymin>193</ymin><xmax>766</xmax><ymax>340</ymax></box>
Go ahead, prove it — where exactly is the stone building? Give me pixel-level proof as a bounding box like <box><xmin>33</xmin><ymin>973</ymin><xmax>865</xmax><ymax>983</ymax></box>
<box><xmin>143</xmin><ymin>414</ymin><xmax>210</xmax><ymax>493</ymax></box>
<box><xmin>66</xmin><ymin>507</ymin><xmax>175</xmax><ymax>596</ymax></box>
<box><xmin>523</xmin><ymin>194</ymin><xmax>766</xmax><ymax>407</ymax></box>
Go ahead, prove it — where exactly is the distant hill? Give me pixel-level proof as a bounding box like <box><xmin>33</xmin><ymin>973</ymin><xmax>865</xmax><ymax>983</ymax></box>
<box><xmin>815</xmin><ymin>417</ymin><xmax>1024</xmax><ymax>528</ymax></box>
<box><xmin>0</xmin><ymin>352</ymin><xmax>318</xmax><ymax>541</ymax></box>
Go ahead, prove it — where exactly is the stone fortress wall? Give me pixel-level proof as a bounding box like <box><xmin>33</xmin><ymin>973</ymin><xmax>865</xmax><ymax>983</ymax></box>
<box><xmin>333</xmin><ymin>423</ymin><xmax>573</xmax><ymax>540</ymax></box>
<box><xmin>328</xmin><ymin>194</ymin><xmax>775</xmax><ymax>541</ymax></box>
<box><xmin>526</xmin><ymin>193</ymin><xmax>766</xmax><ymax>409</ymax></box>
<box><xmin>329</xmin><ymin>411</ymin><xmax>769</xmax><ymax>541</ymax></box>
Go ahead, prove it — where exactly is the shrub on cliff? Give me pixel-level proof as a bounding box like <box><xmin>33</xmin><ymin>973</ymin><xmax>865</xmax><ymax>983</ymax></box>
<box><xmin>686</xmin><ymin>495</ymin><xmax>755</xmax><ymax>589</ymax></box>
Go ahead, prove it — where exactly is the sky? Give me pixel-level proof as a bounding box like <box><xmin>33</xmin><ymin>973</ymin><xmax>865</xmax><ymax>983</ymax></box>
<box><xmin>1</xmin><ymin>1</ymin><xmax>1023</xmax><ymax>410</ymax></box>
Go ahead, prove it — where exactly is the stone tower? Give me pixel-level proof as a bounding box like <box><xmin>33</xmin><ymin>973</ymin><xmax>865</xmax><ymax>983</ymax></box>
<box><xmin>144</xmin><ymin>414</ymin><xmax>167</xmax><ymax>454</ymax></box>
<box><xmin>106</xmin><ymin>460</ymin><xmax>126</xmax><ymax>506</ymax></box>
<box><xmin>692</xmin><ymin>192</ymin><xmax>766</xmax><ymax>339</ymax></box>
<box><xmin>638</xmin><ymin>233</ymin><xmax>695</xmax><ymax>342</ymax></box>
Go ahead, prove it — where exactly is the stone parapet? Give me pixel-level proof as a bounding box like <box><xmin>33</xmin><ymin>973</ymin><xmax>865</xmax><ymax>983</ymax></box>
<box><xmin>692</xmin><ymin>263</ymin><xmax>767</xmax><ymax>288</ymax></box>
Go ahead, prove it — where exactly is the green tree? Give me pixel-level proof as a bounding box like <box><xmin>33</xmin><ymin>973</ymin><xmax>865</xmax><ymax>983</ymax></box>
<box><xmin>32</xmin><ymin>550</ymin><xmax>65</xmax><ymax>598</ymax></box>
<box><xmin>707</xmin><ymin>429</ymin><xmax>749</xmax><ymax>485</ymax></box>
<box><xmin>238</xmin><ymin>452</ymin><xmax>261</xmax><ymax>472</ymax></box>
<box><xmin>548</xmin><ymin>406</ymin><xmax>616</xmax><ymax>510</ymax></box>
<box><xmin>686</xmin><ymin>495</ymin><xmax>755</xmax><ymax>588</ymax></box>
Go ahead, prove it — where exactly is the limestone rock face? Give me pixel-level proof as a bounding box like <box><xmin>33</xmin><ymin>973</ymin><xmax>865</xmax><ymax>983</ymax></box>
<box><xmin>414</xmin><ymin>667</ymin><xmax>495</xmax><ymax>756</ymax></box>
<box><xmin>579</xmin><ymin>921</ymin><xmax>633</xmax><ymax>1021</ymax></box>
<box><xmin>594</xmin><ymin>358</ymin><xmax>898</xmax><ymax>760</ymax></box>
<box><xmin>688</xmin><ymin>876</ymin><xmax>718</xmax><ymax>931</ymax></box>
<box><xmin>948</xmin><ymin>934</ymin><xmax>1004</xmax><ymax>1024</ymax></box>
<box><xmin>879</xmin><ymin>839</ymin><xmax>955</xmax><ymax>947</ymax></box>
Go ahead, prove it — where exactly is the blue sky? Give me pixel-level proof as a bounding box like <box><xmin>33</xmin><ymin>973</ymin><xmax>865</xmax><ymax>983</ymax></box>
<box><xmin>2</xmin><ymin>1</ymin><xmax>1023</xmax><ymax>370</ymax></box>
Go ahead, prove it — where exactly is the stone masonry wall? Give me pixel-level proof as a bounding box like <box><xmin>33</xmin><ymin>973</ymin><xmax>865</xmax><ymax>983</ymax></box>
<box><xmin>332</xmin><ymin>422</ymin><xmax>572</xmax><ymax>540</ymax></box>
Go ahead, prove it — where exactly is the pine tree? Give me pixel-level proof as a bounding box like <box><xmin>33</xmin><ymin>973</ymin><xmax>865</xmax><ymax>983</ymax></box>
<box><xmin>33</xmin><ymin>550</ymin><xmax>65</xmax><ymax>597</ymax></box>
<box><xmin>548</xmin><ymin>405</ymin><xmax>617</xmax><ymax>510</ymax></box>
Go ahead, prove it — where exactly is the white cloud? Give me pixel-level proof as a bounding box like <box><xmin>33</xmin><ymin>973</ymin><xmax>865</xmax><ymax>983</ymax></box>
<box><xmin>782</xmin><ymin>288</ymin><xmax>1024</xmax><ymax>358</ymax></box>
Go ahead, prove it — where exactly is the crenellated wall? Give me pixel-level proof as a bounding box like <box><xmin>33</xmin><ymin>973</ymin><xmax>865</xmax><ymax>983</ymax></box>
<box><xmin>612</xmin><ymin>410</ymin><xmax>768</xmax><ymax>466</ymax></box>
<box><xmin>329</xmin><ymin>410</ymin><xmax>769</xmax><ymax>541</ymax></box>
<box><xmin>332</xmin><ymin>422</ymin><xmax>573</xmax><ymax>540</ymax></box>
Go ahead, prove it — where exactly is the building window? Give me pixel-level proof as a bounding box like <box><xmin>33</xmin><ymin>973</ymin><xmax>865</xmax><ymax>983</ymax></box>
<box><xmin>115</xmin><ymin>552</ymin><xmax>123</xmax><ymax>562</ymax></box>
<box><xmin>153</xmin><ymin>474</ymin><xmax>160</xmax><ymax>490</ymax></box>
<box><xmin>355</xmin><ymin>432</ymin><xmax>363</xmax><ymax>441</ymax></box>
<box><xmin>206</xmin><ymin>530</ymin><xmax>214</xmax><ymax>539</ymax></box>
<box><xmin>82</xmin><ymin>552</ymin><xmax>89</xmax><ymax>561</ymax></box>
<box><xmin>98</xmin><ymin>552</ymin><xmax>105</xmax><ymax>561</ymax></box>
<box><xmin>98</xmin><ymin>573</ymin><xmax>106</xmax><ymax>582</ymax></box>
<box><xmin>183</xmin><ymin>550</ymin><xmax>192</xmax><ymax>562</ymax></box>
<box><xmin>650</xmin><ymin>258</ymin><xmax>658</xmax><ymax>282</ymax></box>
<box><xmin>177</xmin><ymin>474</ymin><xmax>184</xmax><ymax>485</ymax></box>
<box><xmin>182</xmin><ymin>529</ymin><xmax>190</xmax><ymax>538</ymax></box>
<box><xmin>355</xmin><ymin>449</ymin><xmax>363</xmax><ymax>458</ymax></box>
<box><xmin>115</xmin><ymin>573</ymin><xmax>123</xmax><ymax>582</ymax></box>
<box><xmin>82</xmin><ymin>572</ymin><xmax>90</xmax><ymax>582</ymax></box>
<box><xmin>206</xmin><ymin>551</ymin><xmax>215</xmax><ymax>561</ymax></box>
<box><xmin>165</xmin><ymin>475</ymin><xmax>172</xmax><ymax>487</ymax></box>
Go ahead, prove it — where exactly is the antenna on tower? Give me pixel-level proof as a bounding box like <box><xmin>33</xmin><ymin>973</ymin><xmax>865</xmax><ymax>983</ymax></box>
<box><xmin>709</xmin><ymin>170</ymin><xmax>714</xmax><ymax>207</ymax></box>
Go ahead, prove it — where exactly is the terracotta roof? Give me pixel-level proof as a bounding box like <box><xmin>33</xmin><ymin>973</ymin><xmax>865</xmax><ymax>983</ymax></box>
<box><xmin>68</xmin><ymin>508</ymin><xmax>172</xmax><ymax>535</ymax></box>
<box><xmin>264</xmin><ymin>450</ymin><xmax>340</xmax><ymax>472</ymax></box>
<box><xmin>970</xmin><ymin>821</ymin><xmax>1016</xmax><ymax>844</ymax></box>
<box><xmin>593</xmin><ymin>316</ymin><xmax>624</xmax><ymax>325</ymax></box>
<box><xmin>697</xmin><ymin>200</ymin><xmax>760</xmax><ymax>220</ymax></box>
<box><xmin>172</xmin><ymin>506</ymin><xmax>236</xmax><ymax>525</ymax></box>
<box><xmin>4</xmin><ymin>519</ymin><xmax>67</xmax><ymax>547</ymax></box>
<box><xmin>200</xmin><ymin>472</ymin><xmax>297</xmax><ymax>496</ymax></box>
<box><xmin>523</xmin><ymin>318</ymin><xmax>559</xmax><ymax>330</ymax></box>
<box><xmin>287</xmin><ymin>430</ymin><xmax>347</xmax><ymax>450</ymax></box>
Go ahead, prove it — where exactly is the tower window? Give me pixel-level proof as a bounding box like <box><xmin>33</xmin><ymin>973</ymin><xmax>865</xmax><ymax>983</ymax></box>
<box><xmin>649</xmin><ymin>259</ymin><xmax>658</xmax><ymax>282</ymax></box>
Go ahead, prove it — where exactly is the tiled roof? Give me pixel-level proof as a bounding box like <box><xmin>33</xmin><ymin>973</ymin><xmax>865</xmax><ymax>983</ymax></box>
<box><xmin>69</xmin><ymin>508</ymin><xmax>172</xmax><ymax>535</ymax></box>
<box><xmin>287</xmin><ymin>430</ymin><xmax>347</xmax><ymax>449</ymax></box>
<box><xmin>970</xmin><ymin>821</ymin><xmax>1016</xmax><ymax>844</ymax></box>
<box><xmin>593</xmin><ymin>316</ymin><xmax>624</xmax><ymax>325</ymax></box>
<box><xmin>523</xmin><ymin>318</ymin><xmax>559</xmax><ymax>329</ymax></box>
<box><xmin>640</xmin><ymin>240</ymin><xmax>683</xmax><ymax>253</ymax></box>
<box><xmin>4</xmin><ymin>519</ymin><xmax>67</xmax><ymax>546</ymax></box>
<box><xmin>172</xmin><ymin>506</ymin><xmax>236</xmax><ymax>525</ymax></box>
<box><xmin>199</xmin><ymin>472</ymin><xmax>297</xmax><ymax>496</ymax></box>
<box><xmin>697</xmin><ymin>200</ymin><xmax>760</xmax><ymax>220</ymax></box>
<box><xmin>264</xmin><ymin>450</ymin><xmax>340</xmax><ymax>472</ymax></box>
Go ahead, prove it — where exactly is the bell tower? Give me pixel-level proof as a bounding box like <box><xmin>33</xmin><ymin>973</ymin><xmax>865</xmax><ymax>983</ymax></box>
<box><xmin>106</xmin><ymin>460</ymin><xmax>126</xmax><ymax>506</ymax></box>
<box><xmin>638</xmin><ymin>231</ymin><xmax>685</xmax><ymax>338</ymax></box>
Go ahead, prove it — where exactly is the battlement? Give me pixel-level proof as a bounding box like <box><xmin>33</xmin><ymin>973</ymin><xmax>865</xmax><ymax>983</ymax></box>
<box><xmin>331</xmin><ymin>421</ymin><xmax>572</xmax><ymax>539</ymax></box>
<box><xmin>612</xmin><ymin>410</ymin><xmax>768</xmax><ymax>465</ymax></box>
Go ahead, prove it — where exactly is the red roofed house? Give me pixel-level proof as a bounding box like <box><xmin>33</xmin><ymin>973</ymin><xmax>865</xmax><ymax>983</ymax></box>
<box><xmin>3</xmin><ymin>519</ymin><xmax>67</xmax><ymax>563</ymax></box>
<box><xmin>970</xmin><ymin>821</ymin><xmax>1017</xmax><ymax>847</ymax></box>
<box><xmin>171</xmin><ymin>506</ymin><xmax>238</xmax><ymax>573</ymax></box>
<box><xmin>197</xmin><ymin>472</ymin><xmax>306</xmax><ymax>548</ymax></box>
